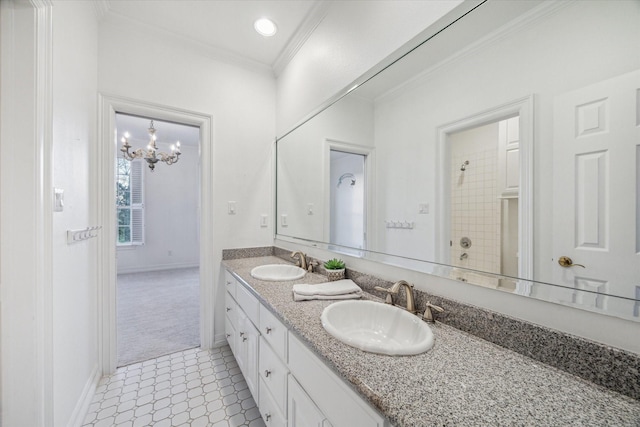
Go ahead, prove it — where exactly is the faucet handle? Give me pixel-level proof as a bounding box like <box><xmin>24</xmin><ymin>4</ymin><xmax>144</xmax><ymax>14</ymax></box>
<box><xmin>422</xmin><ymin>301</ymin><xmax>444</xmax><ymax>323</ymax></box>
<box><xmin>374</xmin><ymin>286</ymin><xmax>394</xmax><ymax>305</ymax></box>
<box><xmin>307</xmin><ymin>260</ymin><xmax>319</xmax><ymax>272</ymax></box>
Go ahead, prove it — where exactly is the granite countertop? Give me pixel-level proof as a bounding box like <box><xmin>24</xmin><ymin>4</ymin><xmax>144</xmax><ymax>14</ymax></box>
<box><xmin>223</xmin><ymin>256</ymin><xmax>640</xmax><ymax>426</ymax></box>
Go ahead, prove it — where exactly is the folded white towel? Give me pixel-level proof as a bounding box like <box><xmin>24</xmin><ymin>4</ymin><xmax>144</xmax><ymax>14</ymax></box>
<box><xmin>292</xmin><ymin>279</ymin><xmax>361</xmax><ymax>296</ymax></box>
<box><xmin>293</xmin><ymin>292</ymin><xmax>361</xmax><ymax>302</ymax></box>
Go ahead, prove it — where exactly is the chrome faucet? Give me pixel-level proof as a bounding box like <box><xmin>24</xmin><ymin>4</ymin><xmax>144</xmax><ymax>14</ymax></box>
<box><xmin>374</xmin><ymin>280</ymin><xmax>416</xmax><ymax>314</ymax></box>
<box><xmin>290</xmin><ymin>251</ymin><xmax>307</xmax><ymax>270</ymax></box>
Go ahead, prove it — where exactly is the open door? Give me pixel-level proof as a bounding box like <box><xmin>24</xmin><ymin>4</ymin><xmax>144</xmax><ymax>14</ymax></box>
<box><xmin>552</xmin><ymin>69</ymin><xmax>640</xmax><ymax>314</ymax></box>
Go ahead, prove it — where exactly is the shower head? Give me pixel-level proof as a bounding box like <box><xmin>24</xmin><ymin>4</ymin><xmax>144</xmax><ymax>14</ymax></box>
<box><xmin>338</xmin><ymin>173</ymin><xmax>356</xmax><ymax>187</ymax></box>
<box><xmin>460</xmin><ymin>160</ymin><xmax>469</xmax><ymax>171</ymax></box>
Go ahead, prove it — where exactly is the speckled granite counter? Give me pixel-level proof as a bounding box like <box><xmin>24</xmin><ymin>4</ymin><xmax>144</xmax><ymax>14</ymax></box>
<box><xmin>223</xmin><ymin>256</ymin><xmax>640</xmax><ymax>426</ymax></box>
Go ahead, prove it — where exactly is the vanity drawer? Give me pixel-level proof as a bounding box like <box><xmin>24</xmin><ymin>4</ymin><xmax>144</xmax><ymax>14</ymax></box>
<box><xmin>225</xmin><ymin>291</ymin><xmax>238</xmax><ymax>329</ymax></box>
<box><xmin>259</xmin><ymin>379</ymin><xmax>286</xmax><ymax>427</ymax></box>
<box><xmin>224</xmin><ymin>269</ymin><xmax>236</xmax><ymax>297</ymax></box>
<box><xmin>259</xmin><ymin>304</ymin><xmax>287</xmax><ymax>361</ymax></box>
<box><xmin>236</xmin><ymin>283</ymin><xmax>259</xmax><ymax>327</ymax></box>
<box><xmin>259</xmin><ymin>337</ymin><xmax>288</xmax><ymax>415</ymax></box>
<box><xmin>225</xmin><ymin>313</ymin><xmax>236</xmax><ymax>353</ymax></box>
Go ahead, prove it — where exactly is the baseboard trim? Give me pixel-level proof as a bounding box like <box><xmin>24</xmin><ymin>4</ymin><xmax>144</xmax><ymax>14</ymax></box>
<box><xmin>67</xmin><ymin>363</ymin><xmax>101</xmax><ymax>427</ymax></box>
<box><xmin>213</xmin><ymin>333</ymin><xmax>229</xmax><ymax>348</ymax></box>
<box><xmin>117</xmin><ymin>262</ymin><xmax>199</xmax><ymax>275</ymax></box>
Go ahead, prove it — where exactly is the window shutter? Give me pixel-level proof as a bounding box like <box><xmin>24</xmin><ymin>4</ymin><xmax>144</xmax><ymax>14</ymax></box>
<box><xmin>130</xmin><ymin>160</ymin><xmax>145</xmax><ymax>245</ymax></box>
<box><xmin>130</xmin><ymin>160</ymin><xmax>143</xmax><ymax>205</ymax></box>
<box><xmin>131</xmin><ymin>207</ymin><xmax>144</xmax><ymax>244</ymax></box>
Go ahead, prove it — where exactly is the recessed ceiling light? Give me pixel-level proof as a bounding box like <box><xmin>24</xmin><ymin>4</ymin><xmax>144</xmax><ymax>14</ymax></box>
<box><xmin>254</xmin><ymin>18</ymin><xmax>277</xmax><ymax>37</ymax></box>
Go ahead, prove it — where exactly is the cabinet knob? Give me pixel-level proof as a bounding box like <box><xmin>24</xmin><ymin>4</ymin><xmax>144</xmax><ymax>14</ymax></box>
<box><xmin>226</xmin><ymin>307</ymin><xmax>231</xmax><ymax>312</ymax></box>
<box><xmin>239</xmin><ymin>332</ymin><xmax>244</xmax><ymax>337</ymax></box>
<box><xmin>225</xmin><ymin>333</ymin><xmax>230</xmax><ymax>338</ymax></box>
<box><xmin>264</xmin><ymin>369</ymin><xmax>271</xmax><ymax>377</ymax></box>
<box><xmin>265</xmin><ymin>327</ymin><xmax>272</xmax><ymax>334</ymax></box>
<box><xmin>242</xmin><ymin>337</ymin><xmax>247</xmax><ymax>342</ymax></box>
<box><xmin>265</xmin><ymin>413</ymin><xmax>271</xmax><ymax>421</ymax></box>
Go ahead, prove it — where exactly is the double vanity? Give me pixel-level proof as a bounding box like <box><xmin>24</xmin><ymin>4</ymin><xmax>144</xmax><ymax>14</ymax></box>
<box><xmin>223</xmin><ymin>253</ymin><xmax>640</xmax><ymax>426</ymax></box>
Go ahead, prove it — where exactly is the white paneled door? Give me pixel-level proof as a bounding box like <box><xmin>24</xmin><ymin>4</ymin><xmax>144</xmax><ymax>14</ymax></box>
<box><xmin>553</xmin><ymin>69</ymin><xmax>640</xmax><ymax>315</ymax></box>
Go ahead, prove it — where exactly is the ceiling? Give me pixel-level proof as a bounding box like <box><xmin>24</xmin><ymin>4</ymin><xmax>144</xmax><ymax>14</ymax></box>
<box><xmin>104</xmin><ymin>0</ymin><xmax>324</xmax><ymax>74</ymax></box>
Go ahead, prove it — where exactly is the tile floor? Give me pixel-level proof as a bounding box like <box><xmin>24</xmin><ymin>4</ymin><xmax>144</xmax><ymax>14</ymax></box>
<box><xmin>82</xmin><ymin>345</ymin><xmax>266</xmax><ymax>427</ymax></box>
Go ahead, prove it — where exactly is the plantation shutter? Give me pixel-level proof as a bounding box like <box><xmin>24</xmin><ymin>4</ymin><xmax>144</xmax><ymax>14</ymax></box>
<box><xmin>130</xmin><ymin>160</ymin><xmax>145</xmax><ymax>245</ymax></box>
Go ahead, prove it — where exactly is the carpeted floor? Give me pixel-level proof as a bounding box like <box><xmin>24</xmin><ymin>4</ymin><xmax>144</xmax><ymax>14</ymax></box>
<box><xmin>117</xmin><ymin>267</ymin><xmax>200</xmax><ymax>367</ymax></box>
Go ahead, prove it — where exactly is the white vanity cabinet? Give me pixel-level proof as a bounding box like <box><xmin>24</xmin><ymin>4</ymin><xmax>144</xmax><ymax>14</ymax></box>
<box><xmin>225</xmin><ymin>272</ymin><xmax>260</xmax><ymax>402</ymax></box>
<box><xmin>224</xmin><ymin>267</ymin><xmax>388</xmax><ymax>427</ymax></box>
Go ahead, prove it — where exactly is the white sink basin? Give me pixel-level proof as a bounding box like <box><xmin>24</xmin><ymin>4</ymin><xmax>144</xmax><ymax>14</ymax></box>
<box><xmin>250</xmin><ymin>264</ymin><xmax>306</xmax><ymax>281</ymax></box>
<box><xmin>320</xmin><ymin>300</ymin><xmax>434</xmax><ymax>356</ymax></box>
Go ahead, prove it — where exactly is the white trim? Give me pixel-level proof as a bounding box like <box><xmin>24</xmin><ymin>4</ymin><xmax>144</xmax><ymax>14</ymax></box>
<box><xmin>34</xmin><ymin>2</ymin><xmax>54</xmax><ymax>423</ymax></box>
<box><xmin>213</xmin><ymin>333</ymin><xmax>229</xmax><ymax>347</ymax></box>
<box><xmin>322</xmin><ymin>139</ymin><xmax>376</xmax><ymax>252</ymax></box>
<box><xmin>436</xmin><ymin>95</ymin><xmax>534</xmax><ymax>283</ymax></box>
<box><xmin>66</xmin><ymin>364</ymin><xmax>101</xmax><ymax>427</ymax></box>
<box><xmin>116</xmin><ymin>262</ymin><xmax>200</xmax><ymax>275</ymax></box>
<box><xmin>97</xmin><ymin>94</ymin><xmax>214</xmax><ymax>374</ymax></box>
<box><xmin>0</xmin><ymin>1</ymin><xmax>54</xmax><ymax>425</ymax></box>
<box><xmin>272</xmin><ymin>1</ymin><xmax>330</xmax><ymax>76</ymax></box>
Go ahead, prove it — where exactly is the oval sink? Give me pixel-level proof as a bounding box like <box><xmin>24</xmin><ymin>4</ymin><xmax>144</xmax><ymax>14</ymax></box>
<box><xmin>250</xmin><ymin>264</ymin><xmax>306</xmax><ymax>281</ymax></box>
<box><xmin>321</xmin><ymin>300</ymin><xmax>434</xmax><ymax>356</ymax></box>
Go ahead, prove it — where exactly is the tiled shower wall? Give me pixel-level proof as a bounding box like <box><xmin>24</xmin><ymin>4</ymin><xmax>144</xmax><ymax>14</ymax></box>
<box><xmin>450</xmin><ymin>123</ymin><xmax>501</xmax><ymax>275</ymax></box>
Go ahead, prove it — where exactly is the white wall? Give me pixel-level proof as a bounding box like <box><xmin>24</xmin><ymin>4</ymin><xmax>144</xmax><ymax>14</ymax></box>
<box><xmin>99</xmin><ymin>16</ymin><xmax>276</xmax><ymax>345</ymax></box>
<box><xmin>117</xmin><ymin>141</ymin><xmax>200</xmax><ymax>274</ymax></box>
<box><xmin>276</xmin><ymin>0</ymin><xmax>463</xmax><ymax>135</ymax></box>
<box><xmin>1</xmin><ymin>1</ymin><xmax>100</xmax><ymax>426</ymax></box>
<box><xmin>51</xmin><ymin>2</ymin><xmax>100</xmax><ymax>426</ymax></box>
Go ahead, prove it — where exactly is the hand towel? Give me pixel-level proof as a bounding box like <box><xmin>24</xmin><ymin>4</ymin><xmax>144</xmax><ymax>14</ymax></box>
<box><xmin>292</xmin><ymin>279</ymin><xmax>361</xmax><ymax>296</ymax></box>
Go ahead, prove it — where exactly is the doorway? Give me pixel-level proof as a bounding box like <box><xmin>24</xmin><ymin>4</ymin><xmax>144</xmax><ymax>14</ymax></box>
<box><xmin>436</xmin><ymin>96</ymin><xmax>533</xmax><ymax>290</ymax></box>
<box><xmin>447</xmin><ymin>116</ymin><xmax>519</xmax><ymax>284</ymax></box>
<box><xmin>99</xmin><ymin>95</ymin><xmax>215</xmax><ymax>374</ymax></box>
<box><xmin>114</xmin><ymin>113</ymin><xmax>201</xmax><ymax>366</ymax></box>
<box><xmin>330</xmin><ymin>150</ymin><xmax>366</xmax><ymax>250</ymax></box>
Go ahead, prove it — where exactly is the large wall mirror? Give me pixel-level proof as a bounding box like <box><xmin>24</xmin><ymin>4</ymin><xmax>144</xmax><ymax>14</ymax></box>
<box><xmin>276</xmin><ymin>0</ymin><xmax>640</xmax><ymax>321</ymax></box>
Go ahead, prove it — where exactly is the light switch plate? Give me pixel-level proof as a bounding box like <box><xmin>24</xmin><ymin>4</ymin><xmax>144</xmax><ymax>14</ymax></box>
<box><xmin>281</xmin><ymin>214</ymin><xmax>288</xmax><ymax>227</ymax></box>
<box><xmin>418</xmin><ymin>203</ymin><xmax>429</xmax><ymax>214</ymax></box>
<box><xmin>53</xmin><ymin>188</ymin><xmax>64</xmax><ymax>212</ymax></box>
<box><xmin>228</xmin><ymin>201</ymin><xmax>236</xmax><ymax>215</ymax></box>
<box><xmin>260</xmin><ymin>214</ymin><xmax>268</xmax><ymax>227</ymax></box>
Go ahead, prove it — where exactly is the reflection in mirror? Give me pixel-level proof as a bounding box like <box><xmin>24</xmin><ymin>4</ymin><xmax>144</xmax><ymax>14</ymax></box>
<box><xmin>276</xmin><ymin>0</ymin><xmax>640</xmax><ymax>321</ymax></box>
<box><xmin>447</xmin><ymin>116</ymin><xmax>520</xmax><ymax>281</ymax></box>
<box><xmin>330</xmin><ymin>150</ymin><xmax>365</xmax><ymax>249</ymax></box>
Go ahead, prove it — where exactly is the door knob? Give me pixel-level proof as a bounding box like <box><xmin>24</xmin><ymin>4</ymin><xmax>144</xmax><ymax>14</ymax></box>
<box><xmin>558</xmin><ymin>256</ymin><xmax>585</xmax><ymax>268</ymax></box>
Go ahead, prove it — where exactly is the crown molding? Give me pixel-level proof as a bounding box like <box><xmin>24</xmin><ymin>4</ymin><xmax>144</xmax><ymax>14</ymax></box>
<box><xmin>272</xmin><ymin>0</ymin><xmax>330</xmax><ymax>77</ymax></box>
<box><xmin>104</xmin><ymin>9</ymin><xmax>274</xmax><ymax>77</ymax></box>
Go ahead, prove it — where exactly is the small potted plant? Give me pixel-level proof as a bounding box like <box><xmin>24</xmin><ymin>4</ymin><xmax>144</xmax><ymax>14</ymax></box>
<box><xmin>324</xmin><ymin>258</ymin><xmax>346</xmax><ymax>281</ymax></box>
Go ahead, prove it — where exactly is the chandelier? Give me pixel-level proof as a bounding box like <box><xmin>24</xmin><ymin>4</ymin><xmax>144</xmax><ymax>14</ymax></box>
<box><xmin>120</xmin><ymin>120</ymin><xmax>181</xmax><ymax>171</ymax></box>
